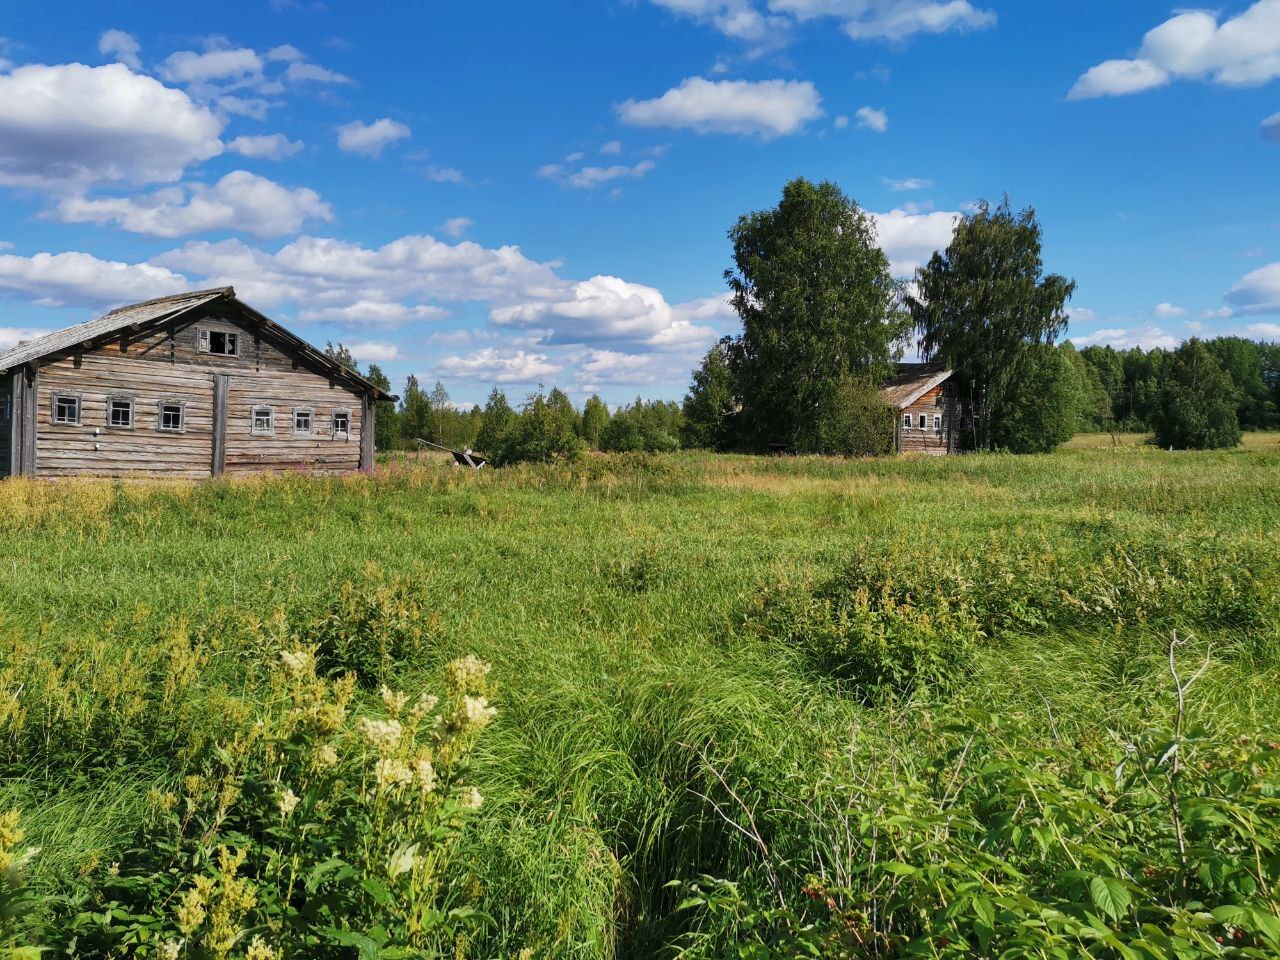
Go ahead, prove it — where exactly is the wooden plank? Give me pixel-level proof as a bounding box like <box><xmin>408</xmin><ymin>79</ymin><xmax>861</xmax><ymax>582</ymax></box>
<box><xmin>20</xmin><ymin>367</ymin><xmax>36</xmax><ymax>476</ymax></box>
<box><xmin>360</xmin><ymin>393</ymin><xmax>374</xmax><ymax>471</ymax></box>
<box><xmin>212</xmin><ymin>374</ymin><xmax>228</xmax><ymax>476</ymax></box>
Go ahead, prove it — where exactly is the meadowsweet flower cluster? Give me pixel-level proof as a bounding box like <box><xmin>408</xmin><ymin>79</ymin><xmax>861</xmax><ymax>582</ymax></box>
<box><xmin>85</xmin><ymin>644</ymin><xmax>500</xmax><ymax>957</ymax></box>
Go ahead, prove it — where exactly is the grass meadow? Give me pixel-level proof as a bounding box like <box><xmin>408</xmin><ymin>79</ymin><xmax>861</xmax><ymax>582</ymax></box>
<box><xmin>0</xmin><ymin>440</ymin><xmax>1277</xmax><ymax>958</ymax></box>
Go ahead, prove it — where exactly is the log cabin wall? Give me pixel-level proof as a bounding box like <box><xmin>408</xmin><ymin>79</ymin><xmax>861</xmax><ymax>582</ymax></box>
<box><xmin>29</xmin><ymin>308</ymin><xmax>370</xmax><ymax>478</ymax></box>
<box><xmin>0</xmin><ymin>372</ymin><xmax>12</xmax><ymax>477</ymax></box>
<box><xmin>897</xmin><ymin>385</ymin><xmax>955</xmax><ymax>455</ymax></box>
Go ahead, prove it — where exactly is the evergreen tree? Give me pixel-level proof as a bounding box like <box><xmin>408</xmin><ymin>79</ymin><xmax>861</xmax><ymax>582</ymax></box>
<box><xmin>1152</xmin><ymin>339</ymin><xmax>1242</xmax><ymax>449</ymax></box>
<box><xmin>580</xmin><ymin>395</ymin><xmax>610</xmax><ymax>449</ymax></box>
<box><xmin>725</xmin><ymin>177</ymin><xmax>905</xmax><ymax>450</ymax></box>
<box><xmin>909</xmin><ymin>197</ymin><xmax>1075</xmax><ymax>451</ymax></box>
<box><xmin>681</xmin><ymin>341</ymin><xmax>737</xmax><ymax>449</ymax></box>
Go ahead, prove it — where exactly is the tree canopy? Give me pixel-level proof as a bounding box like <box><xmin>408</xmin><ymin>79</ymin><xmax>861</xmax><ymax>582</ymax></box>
<box><xmin>908</xmin><ymin>198</ymin><xmax>1075</xmax><ymax>451</ymax></box>
<box><xmin>725</xmin><ymin>177</ymin><xmax>905</xmax><ymax>450</ymax></box>
<box><xmin>1152</xmin><ymin>339</ymin><xmax>1242</xmax><ymax>450</ymax></box>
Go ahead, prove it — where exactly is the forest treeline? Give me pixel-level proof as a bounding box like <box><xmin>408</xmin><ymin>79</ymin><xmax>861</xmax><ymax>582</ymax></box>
<box><xmin>327</xmin><ymin>177</ymin><xmax>1276</xmax><ymax>463</ymax></box>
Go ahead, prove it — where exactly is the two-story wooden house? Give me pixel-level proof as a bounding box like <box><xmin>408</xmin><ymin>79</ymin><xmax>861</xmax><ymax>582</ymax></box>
<box><xmin>0</xmin><ymin>287</ymin><xmax>394</xmax><ymax>479</ymax></box>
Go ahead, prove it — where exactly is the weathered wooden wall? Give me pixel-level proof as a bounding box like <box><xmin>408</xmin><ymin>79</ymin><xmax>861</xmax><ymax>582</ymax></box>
<box><xmin>36</xmin><ymin>353</ymin><xmax>216</xmax><ymax>478</ymax></box>
<box><xmin>27</xmin><ymin>309</ymin><xmax>370</xmax><ymax>478</ymax></box>
<box><xmin>898</xmin><ymin>385</ymin><xmax>955</xmax><ymax>456</ymax></box>
<box><xmin>224</xmin><ymin>370</ymin><xmax>362</xmax><ymax>473</ymax></box>
<box><xmin>0</xmin><ymin>372</ymin><xmax>12</xmax><ymax>477</ymax></box>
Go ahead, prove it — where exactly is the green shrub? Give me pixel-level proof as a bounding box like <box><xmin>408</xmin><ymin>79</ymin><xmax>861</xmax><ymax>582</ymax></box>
<box><xmin>744</xmin><ymin>561</ymin><xmax>981</xmax><ymax>696</ymax></box>
<box><xmin>58</xmin><ymin>650</ymin><xmax>496</xmax><ymax>959</ymax></box>
<box><xmin>794</xmin><ymin>375</ymin><xmax>894</xmax><ymax>457</ymax></box>
<box><xmin>488</xmin><ymin>391</ymin><xmax>585</xmax><ymax>466</ymax></box>
<box><xmin>305</xmin><ymin>572</ymin><xmax>436</xmax><ymax>687</ymax></box>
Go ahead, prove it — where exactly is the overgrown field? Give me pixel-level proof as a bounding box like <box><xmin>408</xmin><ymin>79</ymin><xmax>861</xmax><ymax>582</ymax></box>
<box><xmin>1</xmin><ymin>442</ymin><xmax>1278</xmax><ymax>958</ymax></box>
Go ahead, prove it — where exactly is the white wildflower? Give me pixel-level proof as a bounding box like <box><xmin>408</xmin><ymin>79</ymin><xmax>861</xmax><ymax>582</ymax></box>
<box><xmin>278</xmin><ymin>649</ymin><xmax>311</xmax><ymax>677</ymax></box>
<box><xmin>458</xmin><ymin>786</ymin><xmax>483</xmax><ymax>810</ymax></box>
<box><xmin>374</xmin><ymin>758</ymin><xmax>414</xmax><ymax>788</ymax></box>
<box><xmin>379</xmin><ymin>685</ymin><xmax>409</xmax><ymax>716</ymax></box>
<box><xmin>409</xmin><ymin>693</ymin><xmax>439</xmax><ymax>721</ymax></box>
<box><xmin>278</xmin><ymin>788</ymin><xmax>299</xmax><ymax>817</ymax></box>
<box><xmin>413</xmin><ymin>758</ymin><xmax>437</xmax><ymax>794</ymax></box>
<box><xmin>159</xmin><ymin>941</ymin><xmax>182</xmax><ymax>960</ymax></box>
<box><xmin>446</xmin><ymin>654</ymin><xmax>491</xmax><ymax>692</ymax></box>
<box><xmin>462</xmin><ymin>695</ymin><xmax>497</xmax><ymax>730</ymax></box>
<box><xmin>316</xmin><ymin>744</ymin><xmax>339</xmax><ymax>768</ymax></box>
<box><xmin>356</xmin><ymin>717</ymin><xmax>403</xmax><ymax>754</ymax></box>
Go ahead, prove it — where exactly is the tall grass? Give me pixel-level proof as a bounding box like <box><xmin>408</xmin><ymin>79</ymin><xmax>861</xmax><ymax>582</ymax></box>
<box><xmin>0</xmin><ymin>444</ymin><xmax>1277</xmax><ymax>956</ymax></box>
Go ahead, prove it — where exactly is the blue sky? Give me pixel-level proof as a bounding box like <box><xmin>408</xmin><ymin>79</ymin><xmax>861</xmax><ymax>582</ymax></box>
<box><xmin>1</xmin><ymin>1</ymin><xmax>1278</xmax><ymax>407</ymax></box>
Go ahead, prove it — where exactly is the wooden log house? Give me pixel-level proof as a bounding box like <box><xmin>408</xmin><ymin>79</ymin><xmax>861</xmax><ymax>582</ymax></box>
<box><xmin>0</xmin><ymin>287</ymin><xmax>395</xmax><ymax>479</ymax></box>
<box><xmin>882</xmin><ymin>362</ymin><xmax>957</xmax><ymax>455</ymax></box>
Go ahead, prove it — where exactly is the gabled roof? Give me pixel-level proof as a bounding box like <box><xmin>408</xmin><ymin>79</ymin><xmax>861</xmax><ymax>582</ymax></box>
<box><xmin>881</xmin><ymin>362</ymin><xmax>953</xmax><ymax>409</ymax></box>
<box><xmin>0</xmin><ymin>287</ymin><xmax>396</xmax><ymax>402</ymax></box>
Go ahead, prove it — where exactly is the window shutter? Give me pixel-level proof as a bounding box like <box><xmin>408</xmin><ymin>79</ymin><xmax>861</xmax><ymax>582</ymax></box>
<box><xmin>198</xmin><ymin>329</ymin><xmax>209</xmax><ymax>353</ymax></box>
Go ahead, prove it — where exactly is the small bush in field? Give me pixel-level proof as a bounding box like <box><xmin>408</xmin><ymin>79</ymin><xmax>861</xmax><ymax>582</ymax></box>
<box><xmin>745</xmin><ymin>560</ymin><xmax>981</xmax><ymax>696</ymax></box>
<box><xmin>305</xmin><ymin>571</ymin><xmax>436</xmax><ymax>686</ymax></box>
<box><xmin>61</xmin><ymin>649</ymin><xmax>496</xmax><ymax>959</ymax></box>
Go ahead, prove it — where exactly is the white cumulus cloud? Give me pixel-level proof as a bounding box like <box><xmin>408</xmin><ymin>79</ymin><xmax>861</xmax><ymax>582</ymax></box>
<box><xmin>539</xmin><ymin>159</ymin><xmax>656</xmax><ymax>189</ymax></box>
<box><xmin>1263</xmin><ymin>112</ymin><xmax>1280</xmax><ymax>142</ymax></box>
<box><xmin>98</xmin><ymin>30</ymin><xmax>141</xmax><ymax>70</ymax></box>
<box><xmin>347</xmin><ymin>341</ymin><xmax>399</xmax><ymax>363</ymax></box>
<box><xmin>1153</xmin><ymin>302</ymin><xmax>1187</xmax><ymax>319</ymax></box>
<box><xmin>51</xmin><ymin>171</ymin><xmax>332</xmax><ymax>239</ymax></box>
<box><xmin>0</xmin><ymin>63</ymin><xmax>224</xmax><ymax>191</ymax></box>
<box><xmin>491</xmin><ymin>274</ymin><xmax>719</xmax><ymax>348</ymax></box>
<box><xmin>617</xmin><ymin>76</ymin><xmax>823</xmax><ymax>138</ymax></box>
<box><xmin>855</xmin><ymin>105</ymin><xmax>888</xmax><ymax>132</ymax></box>
<box><xmin>1226</xmin><ymin>261</ymin><xmax>1280</xmax><ymax>315</ymax></box>
<box><xmin>160</xmin><ymin>47</ymin><xmax>264</xmax><ymax>85</ymax></box>
<box><xmin>337</xmin><ymin>118</ymin><xmax>411</xmax><ymax>156</ymax></box>
<box><xmin>1069</xmin><ymin>326</ymin><xmax>1179</xmax><ymax>350</ymax></box>
<box><xmin>872</xmin><ymin>207</ymin><xmax>958</xmax><ymax>275</ymax></box>
<box><xmin>437</xmin><ymin>348</ymin><xmax>561</xmax><ymax>383</ymax></box>
<box><xmin>440</xmin><ymin>217</ymin><xmax>473</xmax><ymax>238</ymax></box>
<box><xmin>0</xmin><ymin>250</ymin><xmax>189</xmax><ymax>308</ymax></box>
<box><xmin>1069</xmin><ymin>1</ymin><xmax>1280</xmax><ymax>99</ymax></box>
<box><xmin>227</xmin><ymin>133</ymin><xmax>304</xmax><ymax>160</ymax></box>
<box><xmin>650</xmin><ymin>0</ymin><xmax>994</xmax><ymax>44</ymax></box>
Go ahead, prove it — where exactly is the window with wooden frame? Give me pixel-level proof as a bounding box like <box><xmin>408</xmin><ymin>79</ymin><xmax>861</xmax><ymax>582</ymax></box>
<box><xmin>902</xmin><ymin>412</ymin><xmax>912</xmax><ymax>430</ymax></box>
<box><xmin>933</xmin><ymin>414</ymin><xmax>943</xmax><ymax>432</ymax></box>
<box><xmin>331</xmin><ymin>409</ymin><xmax>350</xmax><ymax>439</ymax></box>
<box><xmin>251</xmin><ymin>405</ymin><xmax>274</xmax><ymax>436</ymax></box>
<box><xmin>157</xmin><ymin>401</ymin><xmax>186</xmax><ymax>433</ymax></box>
<box><xmin>52</xmin><ymin>393</ymin><xmax>81</xmax><ymax>425</ymax></box>
<box><xmin>918</xmin><ymin>413</ymin><xmax>928</xmax><ymax>429</ymax></box>
<box><xmin>198</xmin><ymin>328</ymin><xmax>240</xmax><ymax>356</ymax></box>
<box><xmin>293</xmin><ymin>406</ymin><xmax>314</xmax><ymax>435</ymax></box>
<box><xmin>107</xmin><ymin>396</ymin><xmax>135</xmax><ymax>429</ymax></box>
